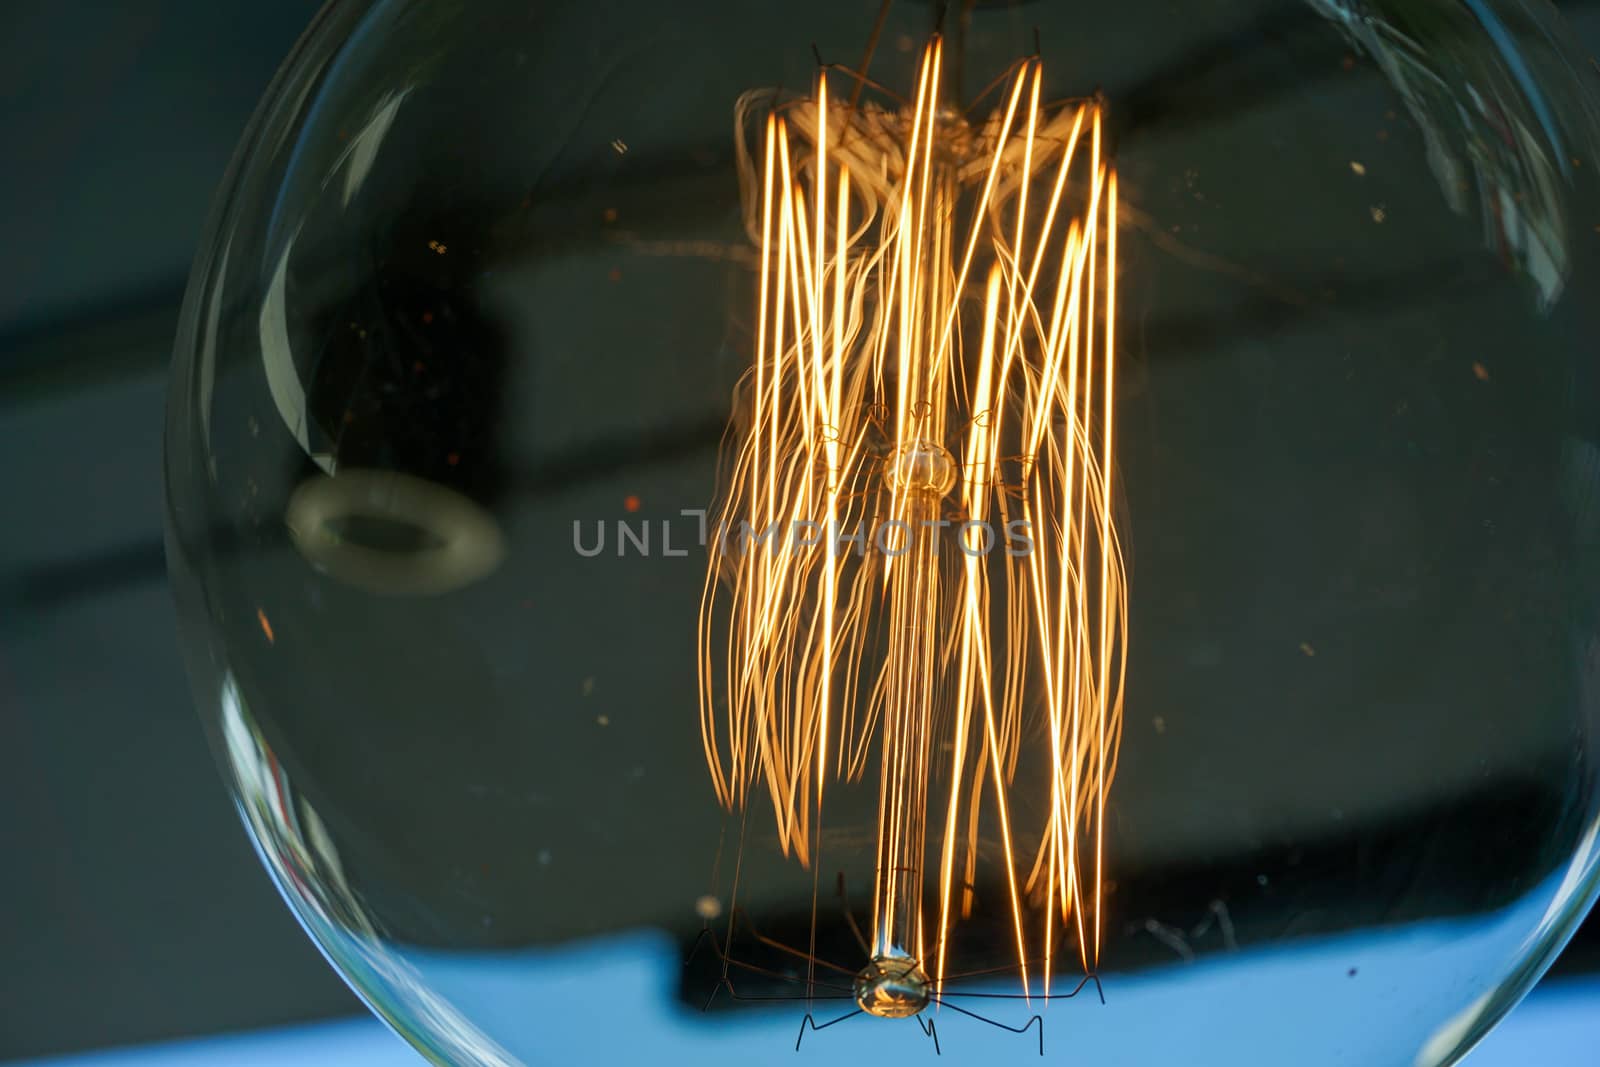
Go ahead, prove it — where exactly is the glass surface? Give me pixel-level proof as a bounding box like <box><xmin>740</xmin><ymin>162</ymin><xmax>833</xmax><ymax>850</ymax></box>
<box><xmin>165</xmin><ymin>1</ymin><xmax>1600</xmax><ymax>1064</ymax></box>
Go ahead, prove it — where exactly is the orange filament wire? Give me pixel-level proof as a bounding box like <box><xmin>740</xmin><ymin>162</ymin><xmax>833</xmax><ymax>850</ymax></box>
<box><xmin>702</xmin><ymin>38</ymin><xmax>1128</xmax><ymax>999</ymax></box>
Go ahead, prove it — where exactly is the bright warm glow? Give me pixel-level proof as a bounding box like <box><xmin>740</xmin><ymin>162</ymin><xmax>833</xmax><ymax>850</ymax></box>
<box><xmin>698</xmin><ymin>38</ymin><xmax>1127</xmax><ymax>1005</ymax></box>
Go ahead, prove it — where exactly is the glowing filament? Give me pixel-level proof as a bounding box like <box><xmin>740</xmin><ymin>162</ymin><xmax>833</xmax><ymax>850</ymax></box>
<box><xmin>698</xmin><ymin>39</ymin><xmax>1128</xmax><ymax>1005</ymax></box>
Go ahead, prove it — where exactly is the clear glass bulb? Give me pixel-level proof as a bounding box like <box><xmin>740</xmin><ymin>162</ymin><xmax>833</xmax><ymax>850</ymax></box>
<box><xmin>165</xmin><ymin>2</ymin><xmax>1600</xmax><ymax>1064</ymax></box>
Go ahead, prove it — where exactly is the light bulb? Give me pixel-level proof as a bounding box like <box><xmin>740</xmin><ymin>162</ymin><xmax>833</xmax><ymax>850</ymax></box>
<box><xmin>165</xmin><ymin>2</ymin><xmax>1600</xmax><ymax>1064</ymax></box>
